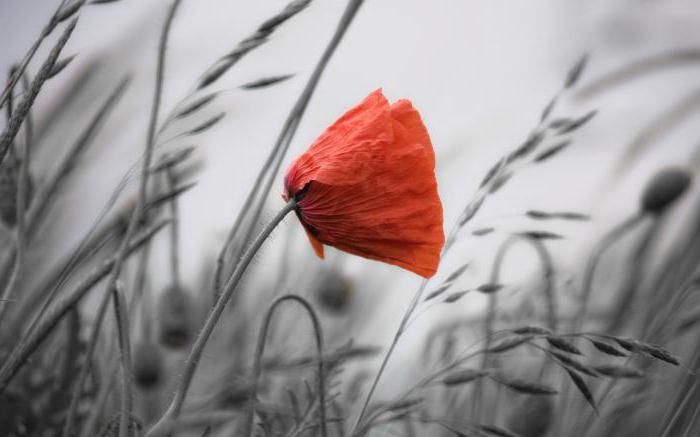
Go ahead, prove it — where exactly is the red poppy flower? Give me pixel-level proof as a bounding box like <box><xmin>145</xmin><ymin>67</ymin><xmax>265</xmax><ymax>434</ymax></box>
<box><xmin>283</xmin><ymin>89</ymin><xmax>444</xmax><ymax>278</ymax></box>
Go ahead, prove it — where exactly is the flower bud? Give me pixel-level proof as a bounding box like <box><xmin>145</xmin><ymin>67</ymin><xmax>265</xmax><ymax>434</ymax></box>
<box><xmin>640</xmin><ymin>167</ymin><xmax>692</xmax><ymax>214</ymax></box>
<box><xmin>315</xmin><ymin>269</ymin><xmax>353</xmax><ymax>314</ymax></box>
<box><xmin>132</xmin><ymin>341</ymin><xmax>164</xmax><ymax>390</ymax></box>
<box><xmin>156</xmin><ymin>285</ymin><xmax>195</xmax><ymax>349</ymax></box>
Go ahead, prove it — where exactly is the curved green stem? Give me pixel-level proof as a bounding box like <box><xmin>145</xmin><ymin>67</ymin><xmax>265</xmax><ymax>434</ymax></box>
<box><xmin>243</xmin><ymin>294</ymin><xmax>326</xmax><ymax>437</ymax></box>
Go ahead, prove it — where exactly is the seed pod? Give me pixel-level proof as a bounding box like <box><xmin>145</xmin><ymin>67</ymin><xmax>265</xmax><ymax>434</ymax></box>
<box><xmin>314</xmin><ymin>269</ymin><xmax>353</xmax><ymax>314</ymax></box>
<box><xmin>132</xmin><ymin>341</ymin><xmax>164</xmax><ymax>390</ymax></box>
<box><xmin>157</xmin><ymin>285</ymin><xmax>195</xmax><ymax>348</ymax></box>
<box><xmin>640</xmin><ymin>167</ymin><xmax>692</xmax><ymax>214</ymax></box>
<box><xmin>506</xmin><ymin>395</ymin><xmax>553</xmax><ymax>437</ymax></box>
<box><xmin>0</xmin><ymin>161</ymin><xmax>33</xmax><ymax>228</ymax></box>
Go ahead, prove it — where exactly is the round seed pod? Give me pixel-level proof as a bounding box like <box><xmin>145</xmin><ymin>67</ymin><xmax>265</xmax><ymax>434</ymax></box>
<box><xmin>0</xmin><ymin>161</ymin><xmax>33</xmax><ymax>228</ymax></box>
<box><xmin>505</xmin><ymin>395</ymin><xmax>553</xmax><ymax>437</ymax></box>
<box><xmin>640</xmin><ymin>167</ymin><xmax>692</xmax><ymax>215</ymax></box>
<box><xmin>156</xmin><ymin>285</ymin><xmax>195</xmax><ymax>349</ymax></box>
<box><xmin>314</xmin><ymin>269</ymin><xmax>353</xmax><ymax>314</ymax></box>
<box><xmin>132</xmin><ymin>341</ymin><xmax>164</xmax><ymax>390</ymax></box>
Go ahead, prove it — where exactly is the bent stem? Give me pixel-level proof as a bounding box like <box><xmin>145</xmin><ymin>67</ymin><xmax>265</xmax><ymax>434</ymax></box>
<box><xmin>146</xmin><ymin>200</ymin><xmax>296</xmax><ymax>437</ymax></box>
<box><xmin>244</xmin><ymin>294</ymin><xmax>326</xmax><ymax>437</ymax></box>
<box><xmin>473</xmin><ymin>234</ymin><xmax>557</xmax><ymax>423</ymax></box>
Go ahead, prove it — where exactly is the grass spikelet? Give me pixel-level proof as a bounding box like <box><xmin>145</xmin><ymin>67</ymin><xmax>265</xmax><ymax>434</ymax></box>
<box><xmin>513</xmin><ymin>326</ymin><xmax>552</xmax><ymax>335</ymax></box>
<box><xmin>186</xmin><ymin>112</ymin><xmax>226</xmax><ymax>135</ymax></box>
<box><xmin>487</xmin><ymin>335</ymin><xmax>534</xmax><ymax>353</ymax></box>
<box><xmin>240</xmin><ymin>74</ymin><xmax>295</xmax><ymax>89</ymax></box>
<box><xmin>546</xmin><ymin>336</ymin><xmax>583</xmax><ymax>355</ymax></box>
<box><xmin>442</xmin><ymin>369</ymin><xmax>489</xmax><ymax>386</ymax></box>
<box><xmin>476</xmin><ymin>283</ymin><xmax>504</xmax><ymax>294</ymax></box>
<box><xmin>565</xmin><ymin>53</ymin><xmax>589</xmax><ymax>88</ymax></box>
<box><xmin>173</xmin><ymin>93</ymin><xmax>218</xmax><ymax>119</ymax></box>
<box><xmin>587</xmin><ymin>338</ymin><xmax>628</xmax><ymax>357</ymax></box>
<box><xmin>592</xmin><ymin>364</ymin><xmax>645</xmax><ymax>378</ymax></box>
<box><xmin>517</xmin><ymin>230</ymin><xmax>564</xmax><ymax>240</ymax></box>
<box><xmin>533</xmin><ymin>140</ymin><xmax>572</xmax><ymax>162</ymax></box>
<box><xmin>47</xmin><ymin>55</ymin><xmax>76</xmax><ymax>79</ymax></box>
<box><xmin>490</xmin><ymin>373</ymin><xmax>558</xmax><ymax>395</ymax></box>
<box><xmin>562</xmin><ymin>367</ymin><xmax>598</xmax><ymax>413</ymax></box>
<box><xmin>550</xmin><ymin>350</ymin><xmax>598</xmax><ymax>377</ymax></box>
<box><xmin>443</xmin><ymin>290</ymin><xmax>470</xmax><ymax>303</ymax></box>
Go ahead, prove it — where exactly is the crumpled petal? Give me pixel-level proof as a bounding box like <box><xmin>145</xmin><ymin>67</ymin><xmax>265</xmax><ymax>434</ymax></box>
<box><xmin>285</xmin><ymin>89</ymin><xmax>444</xmax><ymax>278</ymax></box>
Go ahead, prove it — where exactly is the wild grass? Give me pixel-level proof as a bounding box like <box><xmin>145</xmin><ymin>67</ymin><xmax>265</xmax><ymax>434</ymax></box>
<box><xmin>0</xmin><ymin>1</ymin><xmax>699</xmax><ymax>436</ymax></box>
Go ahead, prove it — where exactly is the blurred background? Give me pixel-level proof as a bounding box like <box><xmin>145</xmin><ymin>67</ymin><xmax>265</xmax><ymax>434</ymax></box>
<box><xmin>2</xmin><ymin>1</ymin><xmax>700</xmax><ymax>436</ymax></box>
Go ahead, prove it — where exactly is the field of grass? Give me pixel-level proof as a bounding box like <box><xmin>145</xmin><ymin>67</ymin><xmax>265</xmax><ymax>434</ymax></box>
<box><xmin>1</xmin><ymin>1</ymin><xmax>699</xmax><ymax>436</ymax></box>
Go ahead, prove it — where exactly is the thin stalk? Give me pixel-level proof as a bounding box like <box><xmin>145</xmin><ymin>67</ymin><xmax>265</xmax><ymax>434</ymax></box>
<box><xmin>80</xmin><ymin>348</ymin><xmax>120</xmax><ymax>437</ymax></box>
<box><xmin>165</xmin><ymin>167</ymin><xmax>181</xmax><ymax>285</ymax></box>
<box><xmin>352</xmin><ymin>165</ymin><xmax>523</xmax><ymax>432</ymax></box>
<box><xmin>26</xmin><ymin>77</ymin><xmax>131</xmax><ymax>235</ymax></box>
<box><xmin>213</xmin><ymin>0</ymin><xmax>366</xmax><ymax>296</ymax></box>
<box><xmin>84</xmin><ymin>2</ymin><xmax>179</xmax><ymax>434</ymax></box>
<box><xmin>576</xmin><ymin>49</ymin><xmax>700</xmax><ymax>101</ymax></box>
<box><xmin>0</xmin><ymin>18</ymin><xmax>78</xmax><ymax>166</ymax></box>
<box><xmin>607</xmin><ymin>220</ymin><xmax>658</xmax><ymax>332</ymax></box>
<box><xmin>146</xmin><ymin>200</ymin><xmax>296</xmax><ymax>437</ymax></box>
<box><xmin>661</xmin><ymin>382</ymin><xmax>698</xmax><ymax>437</ymax></box>
<box><xmin>112</xmin><ymin>282</ymin><xmax>134</xmax><ymax>437</ymax></box>
<box><xmin>0</xmin><ymin>74</ymin><xmax>32</xmax><ymax>322</ymax></box>
<box><xmin>572</xmin><ymin>213</ymin><xmax>645</xmax><ymax>332</ymax></box>
<box><xmin>243</xmin><ymin>294</ymin><xmax>326</xmax><ymax>437</ymax></box>
<box><xmin>0</xmin><ymin>77</ymin><xmax>130</xmax><ymax>299</ymax></box>
<box><xmin>352</xmin><ymin>278</ymin><xmax>428</xmax><ymax>430</ymax></box>
<box><xmin>61</xmin><ymin>277</ymin><xmax>114</xmax><ymax>437</ymax></box>
<box><xmin>10</xmin><ymin>175</ymin><xmax>185</xmax><ymax>346</ymax></box>
<box><xmin>135</xmin><ymin>242</ymin><xmax>154</xmax><ymax>340</ymax></box>
<box><xmin>0</xmin><ymin>220</ymin><xmax>167</xmax><ymax>393</ymax></box>
<box><xmin>680</xmin><ymin>389</ymin><xmax>700</xmax><ymax>437</ymax></box>
<box><xmin>97</xmin><ymin>0</ymin><xmax>180</xmax><ymax>340</ymax></box>
<box><xmin>473</xmin><ymin>233</ymin><xmax>557</xmax><ymax>421</ymax></box>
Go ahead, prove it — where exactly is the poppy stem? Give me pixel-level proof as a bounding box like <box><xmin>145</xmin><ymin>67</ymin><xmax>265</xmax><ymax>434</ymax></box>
<box><xmin>145</xmin><ymin>199</ymin><xmax>297</xmax><ymax>437</ymax></box>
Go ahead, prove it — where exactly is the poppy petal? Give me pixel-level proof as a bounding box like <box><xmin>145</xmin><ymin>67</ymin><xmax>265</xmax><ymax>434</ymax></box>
<box><xmin>284</xmin><ymin>89</ymin><xmax>392</xmax><ymax>195</ymax></box>
<box><xmin>286</xmin><ymin>90</ymin><xmax>444</xmax><ymax>278</ymax></box>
